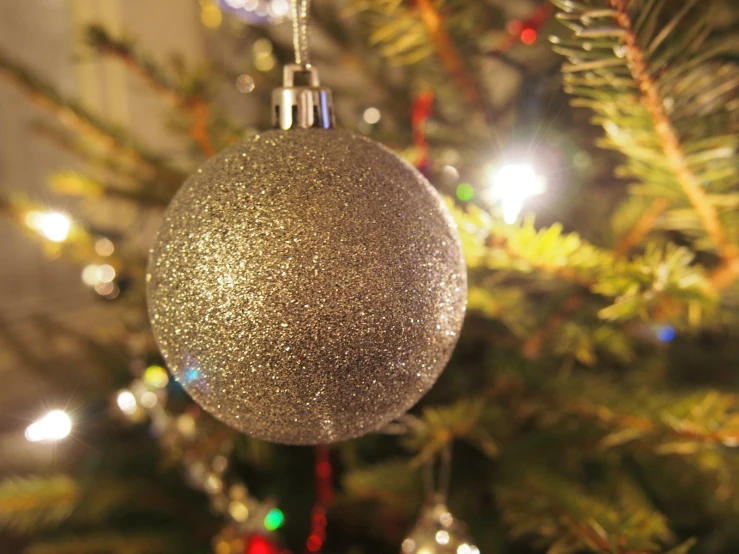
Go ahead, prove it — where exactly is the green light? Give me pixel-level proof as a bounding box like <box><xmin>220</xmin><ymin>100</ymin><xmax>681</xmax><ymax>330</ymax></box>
<box><xmin>456</xmin><ymin>183</ymin><xmax>474</xmax><ymax>202</ymax></box>
<box><xmin>264</xmin><ymin>508</ymin><xmax>284</xmax><ymax>530</ymax></box>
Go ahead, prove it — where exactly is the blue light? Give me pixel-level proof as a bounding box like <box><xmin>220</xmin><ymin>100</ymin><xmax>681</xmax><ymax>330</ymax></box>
<box><xmin>656</xmin><ymin>325</ymin><xmax>676</xmax><ymax>342</ymax></box>
<box><xmin>186</xmin><ymin>368</ymin><xmax>199</xmax><ymax>382</ymax></box>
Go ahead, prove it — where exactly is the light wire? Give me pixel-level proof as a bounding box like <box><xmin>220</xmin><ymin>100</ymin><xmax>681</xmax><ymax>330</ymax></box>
<box><xmin>291</xmin><ymin>0</ymin><xmax>311</xmax><ymax>67</ymax></box>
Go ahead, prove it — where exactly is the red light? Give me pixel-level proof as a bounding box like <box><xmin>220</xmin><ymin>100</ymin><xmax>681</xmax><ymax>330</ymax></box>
<box><xmin>313</xmin><ymin>513</ymin><xmax>327</xmax><ymax>529</ymax></box>
<box><xmin>316</xmin><ymin>460</ymin><xmax>332</xmax><ymax>479</ymax></box>
<box><xmin>245</xmin><ymin>535</ymin><xmax>278</xmax><ymax>554</ymax></box>
<box><xmin>520</xmin><ymin>28</ymin><xmax>537</xmax><ymax>44</ymax></box>
<box><xmin>306</xmin><ymin>535</ymin><xmax>322</xmax><ymax>553</ymax></box>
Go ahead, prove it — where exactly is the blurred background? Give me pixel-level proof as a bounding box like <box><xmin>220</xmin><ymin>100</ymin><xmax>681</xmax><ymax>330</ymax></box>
<box><xmin>1</xmin><ymin>0</ymin><xmax>738</xmax><ymax>553</ymax></box>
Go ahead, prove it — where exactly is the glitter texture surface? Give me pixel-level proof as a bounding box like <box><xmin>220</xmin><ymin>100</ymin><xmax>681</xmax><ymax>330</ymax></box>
<box><xmin>147</xmin><ymin>129</ymin><xmax>467</xmax><ymax>444</ymax></box>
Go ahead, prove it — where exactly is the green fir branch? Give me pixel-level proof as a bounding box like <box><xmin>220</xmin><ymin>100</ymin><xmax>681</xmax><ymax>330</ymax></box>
<box><xmin>550</xmin><ymin>0</ymin><xmax>739</xmax><ymax>280</ymax></box>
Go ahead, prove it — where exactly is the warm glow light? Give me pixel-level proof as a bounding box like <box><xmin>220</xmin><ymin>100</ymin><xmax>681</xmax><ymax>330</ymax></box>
<box><xmin>269</xmin><ymin>0</ymin><xmax>289</xmax><ymax>17</ymax></box>
<box><xmin>487</xmin><ymin>162</ymin><xmax>546</xmax><ymax>224</ymax></box>
<box><xmin>457</xmin><ymin>545</ymin><xmax>471</xmax><ymax>554</ymax></box>
<box><xmin>116</xmin><ymin>390</ymin><xmax>137</xmax><ymax>414</ymax></box>
<box><xmin>229</xmin><ymin>500</ymin><xmax>249</xmax><ymax>522</ymax></box>
<box><xmin>401</xmin><ymin>539</ymin><xmax>416</xmax><ymax>553</ymax></box>
<box><xmin>82</xmin><ymin>264</ymin><xmax>99</xmax><ymax>286</ymax></box>
<box><xmin>139</xmin><ymin>391</ymin><xmax>158</xmax><ymax>409</ymax></box>
<box><xmin>201</xmin><ymin>3</ymin><xmax>222</xmax><ymax>27</ymax></box>
<box><xmin>435</xmin><ymin>530</ymin><xmax>450</xmax><ymax>545</ymax></box>
<box><xmin>96</xmin><ymin>264</ymin><xmax>116</xmax><ymax>283</ymax></box>
<box><xmin>25</xmin><ymin>211</ymin><xmax>72</xmax><ymax>242</ymax></box>
<box><xmin>363</xmin><ymin>107</ymin><xmax>382</xmax><ymax>125</ymax></box>
<box><xmin>94</xmin><ymin>237</ymin><xmax>115</xmax><ymax>257</ymax></box>
<box><xmin>25</xmin><ymin>410</ymin><xmax>72</xmax><ymax>442</ymax></box>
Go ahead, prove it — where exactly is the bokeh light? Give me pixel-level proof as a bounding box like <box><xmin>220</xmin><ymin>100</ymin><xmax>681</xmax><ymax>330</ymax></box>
<box><xmin>456</xmin><ymin>183</ymin><xmax>475</xmax><ymax>202</ymax></box>
<box><xmin>264</xmin><ymin>507</ymin><xmax>284</xmax><ymax>530</ymax></box>
<box><xmin>94</xmin><ymin>237</ymin><xmax>115</xmax><ymax>256</ymax></box>
<box><xmin>25</xmin><ymin>211</ymin><xmax>71</xmax><ymax>242</ymax></box>
<box><xmin>25</xmin><ymin>410</ymin><xmax>72</xmax><ymax>442</ymax></box>
<box><xmin>363</xmin><ymin>107</ymin><xmax>381</xmax><ymax>125</ymax></box>
<box><xmin>144</xmin><ymin>365</ymin><xmax>169</xmax><ymax>389</ymax></box>
<box><xmin>486</xmin><ymin>163</ymin><xmax>546</xmax><ymax>223</ymax></box>
<box><xmin>116</xmin><ymin>390</ymin><xmax>137</xmax><ymax>414</ymax></box>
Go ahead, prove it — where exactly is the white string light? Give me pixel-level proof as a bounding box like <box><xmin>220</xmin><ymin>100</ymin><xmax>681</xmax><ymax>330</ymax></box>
<box><xmin>25</xmin><ymin>211</ymin><xmax>72</xmax><ymax>242</ymax></box>
<box><xmin>486</xmin><ymin>163</ymin><xmax>546</xmax><ymax>224</ymax></box>
<box><xmin>25</xmin><ymin>410</ymin><xmax>72</xmax><ymax>442</ymax></box>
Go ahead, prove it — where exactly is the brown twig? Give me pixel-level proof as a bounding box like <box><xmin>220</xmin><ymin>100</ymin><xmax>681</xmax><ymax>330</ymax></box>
<box><xmin>413</xmin><ymin>0</ymin><xmax>485</xmax><ymax>113</ymax></box>
<box><xmin>709</xmin><ymin>257</ymin><xmax>739</xmax><ymax>291</ymax></box>
<box><xmin>567</xmin><ymin>518</ymin><xmax>648</xmax><ymax>554</ymax></box>
<box><xmin>568</xmin><ymin>398</ymin><xmax>739</xmax><ymax>447</ymax></box>
<box><xmin>613</xmin><ymin>198</ymin><xmax>670</xmax><ymax>258</ymax></box>
<box><xmin>522</xmin><ymin>294</ymin><xmax>583</xmax><ymax>359</ymax></box>
<box><xmin>608</xmin><ymin>0</ymin><xmax>738</xmax><ymax>273</ymax></box>
<box><xmin>89</xmin><ymin>28</ymin><xmax>217</xmax><ymax>156</ymax></box>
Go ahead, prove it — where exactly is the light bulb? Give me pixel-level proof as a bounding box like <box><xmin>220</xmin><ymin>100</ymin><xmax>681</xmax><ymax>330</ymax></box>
<box><xmin>486</xmin><ymin>163</ymin><xmax>546</xmax><ymax>223</ymax></box>
<box><xmin>25</xmin><ymin>410</ymin><xmax>72</xmax><ymax>442</ymax></box>
<box><xmin>25</xmin><ymin>211</ymin><xmax>72</xmax><ymax>242</ymax></box>
<box><xmin>116</xmin><ymin>390</ymin><xmax>137</xmax><ymax>414</ymax></box>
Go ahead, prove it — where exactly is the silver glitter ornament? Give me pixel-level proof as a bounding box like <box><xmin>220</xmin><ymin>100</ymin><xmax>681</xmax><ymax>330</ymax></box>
<box><xmin>147</xmin><ymin>66</ymin><xmax>466</xmax><ymax>445</ymax></box>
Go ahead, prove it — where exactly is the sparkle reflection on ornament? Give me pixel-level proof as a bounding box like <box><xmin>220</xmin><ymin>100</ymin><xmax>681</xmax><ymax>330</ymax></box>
<box><xmin>25</xmin><ymin>410</ymin><xmax>72</xmax><ymax>442</ymax></box>
<box><xmin>486</xmin><ymin>162</ymin><xmax>546</xmax><ymax>223</ymax></box>
<box><xmin>25</xmin><ymin>211</ymin><xmax>71</xmax><ymax>242</ymax></box>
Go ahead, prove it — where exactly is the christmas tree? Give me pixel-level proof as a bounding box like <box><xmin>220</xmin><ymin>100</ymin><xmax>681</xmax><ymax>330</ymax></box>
<box><xmin>1</xmin><ymin>0</ymin><xmax>738</xmax><ymax>553</ymax></box>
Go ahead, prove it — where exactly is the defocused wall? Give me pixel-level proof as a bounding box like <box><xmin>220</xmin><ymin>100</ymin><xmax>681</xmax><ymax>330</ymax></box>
<box><xmin>0</xmin><ymin>0</ymin><xmax>204</xmax><ymax>427</ymax></box>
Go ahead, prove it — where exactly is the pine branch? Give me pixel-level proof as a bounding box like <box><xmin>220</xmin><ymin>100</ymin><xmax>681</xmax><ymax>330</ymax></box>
<box><xmin>0</xmin><ymin>51</ymin><xmax>184</xmax><ymax>190</ymax></box>
<box><xmin>86</xmin><ymin>25</ymin><xmax>224</xmax><ymax>156</ymax></box>
<box><xmin>606</xmin><ymin>0</ymin><xmax>736</xmax><ymax>259</ymax></box>
<box><xmin>614</xmin><ymin>198</ymin><xmax>670</xmax><ymax>258</ymax></box>
<box><xmin>26</xmin><ymin>532</ymin><xmax>181</xmax><ymax>554</ymax></box>
<box><xmin>0</xmin><ymin>476</ymin><xmax>78</xmax><ymax>534</ymax></box>
<box><xmin>454</xmin><ymin>205</ymin><xmax>713</xmax><ymax>327</ymax></box>
<box><xmin>412</xmin><ymin>0</ymin><xmax>484</xmax><ymax>111</ymax></box>
<box><xmin>551</xmin><ymin>0</ymin><xmax>739</xmax><ymax>290</ymax></box>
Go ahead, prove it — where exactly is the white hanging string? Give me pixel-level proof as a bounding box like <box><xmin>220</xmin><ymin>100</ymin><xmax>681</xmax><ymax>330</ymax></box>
<box><xmin>291</xmin><ymin>0</ymin><xmax>311</xmax><ymax>67</ymax></box>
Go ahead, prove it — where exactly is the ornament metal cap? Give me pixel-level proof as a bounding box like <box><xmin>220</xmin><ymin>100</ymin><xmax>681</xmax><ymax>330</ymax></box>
<box><xmin>272</xmin><ymin>64</ymin><xmax>335</xmax><ymax>130</ymax></box>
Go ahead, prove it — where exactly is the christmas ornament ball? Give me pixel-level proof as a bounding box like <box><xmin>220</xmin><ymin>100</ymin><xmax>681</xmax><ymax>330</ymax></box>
<box><xmin>147</xmin><ymin>129</ymin><xmax>466</xmax><ymax>444</ymax></box>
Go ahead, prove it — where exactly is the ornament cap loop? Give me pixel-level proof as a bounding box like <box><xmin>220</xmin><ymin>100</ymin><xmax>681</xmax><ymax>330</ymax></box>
<box><xmin>272</xmin><ymin>64</ymin><xmax>335</xmax><ymax>131</ymax></box>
